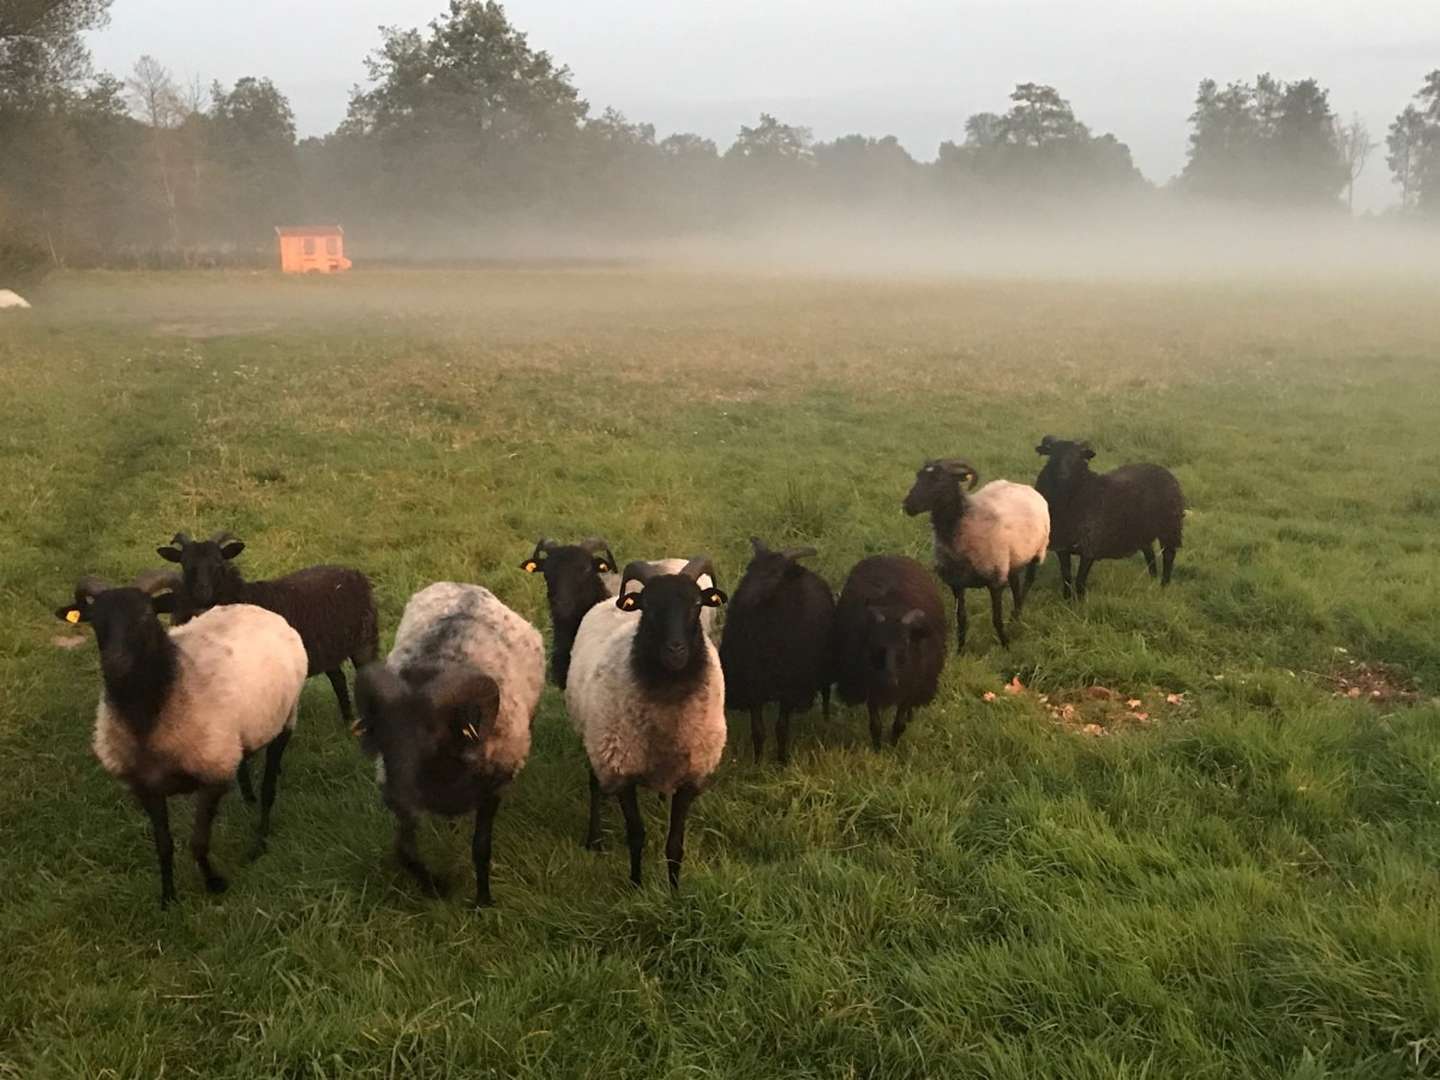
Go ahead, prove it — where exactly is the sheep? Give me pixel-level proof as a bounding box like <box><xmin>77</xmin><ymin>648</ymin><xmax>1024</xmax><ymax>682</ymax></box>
<box><xmin>902</xmin><ymin>459</ymin><xmax>1050</xmax><ymax>651</ymax></box>
<box><xmin>54</xmin><ymin>571</ymin><xmax>307</xmax><ymax>908</ymax></box>
<box><xmin>1029</xmin><ymin>435</ymin><xmax>1185</xmax><ymax>599</ymax></box>
<box><xmin>353</xmin><ymin>582</ymin><xmax>544</xmax><ymax>907</ymax></box>
<box><xmin>832</xmin><ymin>556</ymin><xmax>947</xmax><ymax>749</ymax></box>
<box><xmin>719</xmin><ymin>536</ymin><xmax>835</xmax><ymax>764</ymax></box>
<box><xmin>157</xmin><ymin>531</ymin><xmax>378</xmax><ymax>750</ymax></box>
<box><xmin>565</xmin><ymin>557</ymin><xmax>727</xmax><ymax>888</ymax></box>
<box><xmin>520</xmin><ymin>537</ymin><xmax>716</xmax><ymax>689</ymax></box>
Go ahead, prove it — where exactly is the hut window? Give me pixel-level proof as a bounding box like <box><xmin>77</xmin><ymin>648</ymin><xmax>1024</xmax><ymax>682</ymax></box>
<box><xmin>325</xmin><ymin>237</ymin><xmax>339</xmax><ymax>255</ymax></box>
<box><xmin>303</xmin><ymin>237</ymin><xmax>316</xmax><ymax>255</ymax></box>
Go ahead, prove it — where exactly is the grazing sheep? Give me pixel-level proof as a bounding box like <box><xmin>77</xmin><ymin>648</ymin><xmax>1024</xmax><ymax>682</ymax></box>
<box><xmin>903</xmin><ymin>459</ymin><xmax>1049</xmax><ymax>650</ymax></box>
<box><xmin>521</xmin><ymin>537</ymin><xmax>716</xmax><ymax>688</ymax></box>
<box><xmin>0</xmin><ymin>289</ymin><xmax>31</xmax><ymax>310</ymax></box>
<box><xmin>354</xmin><ymin>582</ymin><xmax>544</xmax><ymax>907</ymax></box>
<box><xmin>719</xmin><ymin>536</ymin><xmax>835</xmax><ymax>764</ymax></box>
<box><xmin>54</xmin><ymin>572</ymin><xmax>307</xmax><ymax>907</ymax></box>
<box><xmin>833</xmin><ymin>556</ymin><xmax>947</xmax><ymax>749</ymax></box>
<box><xmin>565</xmin><ymin>557</ymin><xmax>727</xmax><ymax>888</ymax></box>
<box><xmin>158</xmin><ymin>532</ymin><xmax>378</xmax><ymax>746</ymax></box>
<box><xmin>1030</xmin><ymin>435</ymin><xmax>1185</xmax><ymax>599</ymax></box>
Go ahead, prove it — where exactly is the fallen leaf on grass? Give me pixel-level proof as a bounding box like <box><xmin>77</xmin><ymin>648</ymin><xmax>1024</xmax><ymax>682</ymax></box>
<box><xmin>1165</xmin><ymin>693</ymin><xmax>1185</xmax><ymax>705</ymax></box>
<box><xmin>1086</xmin><ymin>686</ymin><xmax>1116</xmax><ymax>701</ymax></box>
<box><xmin>1081</xmin><ymin>723</ymin><xmax>1106</xmax><ymax>736</ymax></box>
<box><xmin>1126</xmin><ymin>698</ymin><xmax>1143</xmax><ymax>709</ymax></box>
<box><xmin>1004</xmin><ymin>676</ymin><xmax>1025</xmax><ymax>695</ymax></box>
<box><xmin>982</xmin><ymin>691</ymin><xmax>997</xmax><ymax>703</ymax></box>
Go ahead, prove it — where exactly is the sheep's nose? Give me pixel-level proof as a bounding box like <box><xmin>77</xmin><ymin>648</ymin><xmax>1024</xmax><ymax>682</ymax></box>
<box><xmin>662</xmin><ymin>643</ymin><xmax>689</xmax><ymax>671</ymax></box>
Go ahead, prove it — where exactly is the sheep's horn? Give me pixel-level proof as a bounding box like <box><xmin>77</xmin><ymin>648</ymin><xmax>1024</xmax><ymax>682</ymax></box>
<box><xmin>578</xmin><ymin>537</ymin><xmax>617</xmax><ymax>569</ymax></box>
<box><xmin>169</xmin><ymin>531</ymin><xmax>193</xmax><ymax>547</ymax></box>
<box><xmin>616</xmin><ymin>559</ymin><xmax>661</xmax><ymax>606</ymax></box>
<box><xmin>679</xmin><ymin>556</ymin><xmax>717</xmax><ymax>586</ymax></box>
<box><xmin>132</xmin><ymin>569</ymin><xmax>182</xmax><ymax>596</ymax></box>
<box><xmin>781</xmin><ymin>546</ymin><xmax>818</xmax><ymax>561</ymax></box>
<box><xmin>208</xmin><ymin>529</ymin><xmax>237</xmax><ymax>545</ymax></box>
<box><xmin>527</xmin><ymin>537</ymin><xmax>560</xmax><ymax>562</ymax></box>
<box><xmin>749</xmin><ymin>536</ymin><xmax>770</xmax><ymax>556</ymax></box>
<box><xmin>1035</xmin><ymin>435</ymin><xmax>1059</xmax><ymax>455</ymax></box>
<box><xmin>938</xmin><ymin>459</ymin><xmax>979</xmax><ymax>491</ymax></box>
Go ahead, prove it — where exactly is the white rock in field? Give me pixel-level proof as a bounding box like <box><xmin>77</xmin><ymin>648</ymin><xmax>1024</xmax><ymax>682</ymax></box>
<box><xmin>0</xmin><ymin>289</ymin><xmax>31</xmax><ymax>310</ymax></box>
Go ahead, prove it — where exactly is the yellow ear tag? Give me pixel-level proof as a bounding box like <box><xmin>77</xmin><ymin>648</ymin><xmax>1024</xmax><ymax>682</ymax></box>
<box><xmin>350</xmin><ymin>721</ymin><xmax>363</xmax><ymax>737</ymax></box>
<box><xmin>597</xmin><ymin>562</ymin><xmax>610</xmax><ymax>572</ymax></box>
<box><xmin>523</xmin><ymin>561</ymin><xmax>538</xmax><ymax>573</ymax></box>
<box><xmin>66</xmin><ymin>609</ymin><xmax>81</xmax><ymax>624</ymax></box>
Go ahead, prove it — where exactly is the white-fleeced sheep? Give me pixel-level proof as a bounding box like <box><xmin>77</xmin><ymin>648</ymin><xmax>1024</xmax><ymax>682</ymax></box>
<box><xmin>903</xmin><ymin>459</ymin><xmax>1050</xmax><ymax>650</ymax></box>
<box><xmin>564</xmin><ymin>557</ymin><xmax>727</xmax><ymax>888</ymax></box>
<box><xmin>354</xmin><ymin>581</ymin><xmax>544</xmax><ymax>907</ymax></box>
<box><xmin>54</xmin><ymin>572</ymin><xmax>307</xmax><ymax>908</ymax></box>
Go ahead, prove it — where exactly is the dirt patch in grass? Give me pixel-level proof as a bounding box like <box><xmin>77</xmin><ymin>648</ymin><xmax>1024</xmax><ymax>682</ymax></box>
<box><xmin>1317</xmin><ymin>649</ymin><xmax>1423</xmax><ymax>706</ymax></box>
<box><xmin>981</xmin><ymin>677</ymin><xmax>1190</xmax><ymax>736</ymax></box>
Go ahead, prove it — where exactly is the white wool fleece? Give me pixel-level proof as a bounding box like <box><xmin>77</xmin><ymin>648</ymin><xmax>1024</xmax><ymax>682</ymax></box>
<box><xmin>938</xmin><ymin>480</ymin><xmax>1050</xmax><ymax>585</ymax></box>
<box><xmin>92</xmin><ymin>604</ymin><xmax>306</xmax><ymax>788</ymax></box>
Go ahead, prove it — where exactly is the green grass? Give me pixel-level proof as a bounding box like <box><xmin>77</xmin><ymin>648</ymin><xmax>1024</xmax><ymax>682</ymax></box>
<box><xmin>2</xmin><ymin>268</ymin><xmax>1439</xmax><ymax>1078</ymax></box>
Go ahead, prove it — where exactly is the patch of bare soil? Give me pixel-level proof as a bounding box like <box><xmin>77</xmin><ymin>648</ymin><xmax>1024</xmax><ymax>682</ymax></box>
<box><xmin>1315</xmin><ymin>648</ymin><xmax>1423</xmax><ymax>706</ymax></box>
<box><xmin>980</xmin><ymin>677</ymin><xmax>1190</xmax><ymax>736</ymax></box>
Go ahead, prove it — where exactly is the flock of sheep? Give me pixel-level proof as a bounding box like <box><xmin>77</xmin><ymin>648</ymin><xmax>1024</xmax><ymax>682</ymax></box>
<box><xmin>55</xmin><ymin>436</ymin><xmax>1184</xmax><ymax>909</ymax></box>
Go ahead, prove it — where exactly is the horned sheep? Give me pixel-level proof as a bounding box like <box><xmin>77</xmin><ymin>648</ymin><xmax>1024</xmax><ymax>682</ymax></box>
<box><xmin>903</xmin><ymin>459</ymin><xmax>1049</xmax><ymax>650</ymax></box>
<box><xmin>565</xmin><ymin>557</ymin><xmax>727</xmax><ymax>888</ymax></box>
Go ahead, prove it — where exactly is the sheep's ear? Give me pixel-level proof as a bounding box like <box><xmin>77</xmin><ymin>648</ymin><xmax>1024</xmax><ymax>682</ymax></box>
<box><xmin>55</xmin><ymin>603</ymin><xmax>88</xmax><ymax>625</ymax></box>
<box><xmin>1035</xmin><ymin>436</ymin><xmax>1056</xmax><ymax>456</ymax></box>
<box><xmin>150</xmin><ymin>592</ymin><xmax>176</xmax><ymax>616</ymax></box>
<box><xmin>219</xmin><ymin>540</ymin><xmax>245</xmax><ymax>560</ymax></box>
<box><xmin>1080</xmin><ymin>444</ymin><xmax>1096</xmax><ymax>460</ymax></box>
<box><xmin>701</xmin><ymin>587</ymin><xmax>727</xmax><ymax>608</ymax></box>
<box><xmin>592</xmin><ymin>555</ymin><xmax>613</xmax><ymax>574</ymax></box>
<box><xmin>617</xmin><ymin>592</ymin><xmax>642</xmax><ymax>612</ymax></box>
<box><xmin>157</xmin><ymin>545</ymin><xmax>182</xmax><ymax>563</ymax></box>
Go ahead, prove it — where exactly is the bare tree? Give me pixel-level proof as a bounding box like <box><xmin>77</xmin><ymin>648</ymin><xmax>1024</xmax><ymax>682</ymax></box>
<box><xmin>1332</xmin><ymin>113</ymin><xmax>1376</xmax><ymax>213</ymax></box>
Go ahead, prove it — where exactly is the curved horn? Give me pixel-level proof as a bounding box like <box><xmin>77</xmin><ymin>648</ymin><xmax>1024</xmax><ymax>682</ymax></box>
<box><xmin>524</xmin><ymin>537</ymin><xmax>560</xmax><ymax>568</ymax></box>
<box><xmin>132</xmin><ymin>569</ymin><xmax>182</xmax><ymax>595</ymax></box>
<box><xmin>679</xmin><ymin>556</ymin><xmax>717</xmax><ymax>585</ymax></box>
<box><xmin>780</xmin><ymin>545</ymin><xmax>817</xmax><ymax>561</ymax></box>
<box><xmin>616</xmin><ymin>559</ymin><xmax>661</xmax><ymax>608</ymax></box>
<box><xmin>208</xmin><ymin>529</ymin><xmax>237</xmax><ymax>545</ymax></box>
<box><xmin>749</xmin><ymin>536</ymin><xmax>770</xmax><ymax>556</ymax></box>
<box><xmin>938</xmin><ymin>459</ymin><xmax>980</xmax><ymax>491</ymax></box>
<box><xmin>170</xmin><ymin>531</ymin><xmax>193</xmax><ymax>547</ymax></box>
<box><xmin>578</xmin><ymin>536</ymin><xmax>618</xmax><ymax>570</ymax></box>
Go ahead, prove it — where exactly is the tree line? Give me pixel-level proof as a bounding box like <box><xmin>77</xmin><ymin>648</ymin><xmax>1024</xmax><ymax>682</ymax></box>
<box><xmin>2</xmin><ymin>0</ymin><xmax>1438</xmax><ymax>271</ymax></box>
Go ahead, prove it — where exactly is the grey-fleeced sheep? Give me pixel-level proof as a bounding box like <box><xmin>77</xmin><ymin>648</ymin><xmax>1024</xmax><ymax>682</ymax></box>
<box><xmin>719</xmin><ymin>536</ymin><xmax>835</xmax><ymax>764</ymax></box>
<box><xmin>565</xmin><ymin>557</ymin><xmax>727</xmax><ymax>889</ymax></box>
<box><xmin>55</xmin><ymin>571</ymin><xmax>307</xmax><ymax>908</ymax></box>
<box><xmin>1030</xmin><ymin>435</ymin><xmax>1185</xmax><ymax>599</ymax></box>
<box><xmin>158</xmin><ymin>531</ymin><xmax>378</xmax><ymax>742</ymax></box>
<box><xmin>354</xmin><ymin>582</ymin><xmax>544</xmax><ymax>907</ymax></box>
<box><xmin>903</xmin><ymin>459</ymin><xmax>1049</xmax><ymax>650</ymax></box>
<box><xmin>832</xmin><ymin>555</ymin><xmax>947</xmax><ymax>749</ymax></box>
<box><xmin>521</xmin><ymin>537</ymin><xmax>717</xmax><ymax>689</ymax></box>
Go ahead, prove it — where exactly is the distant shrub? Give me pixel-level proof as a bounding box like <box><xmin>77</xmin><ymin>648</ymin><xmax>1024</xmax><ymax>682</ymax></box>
<box><xmin>0</xmin><ymin>228</ymin><xmax>51</xmax><ymax>287</ymax></box>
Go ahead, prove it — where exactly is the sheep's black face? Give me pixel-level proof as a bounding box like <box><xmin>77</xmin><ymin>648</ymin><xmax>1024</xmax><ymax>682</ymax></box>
<box><xmin>636</xmin><ymin>576</ymin><xmax>707</xmax><ymax>672</ymax></box>
<box><xmin>1036</xmin><ymin>439</ymin><xmax>1095</xmax><ymax>490</ymax></box>
<box><xmin>55</xmin><ymin>587</ymin><xmax>169</xmax><ymax>676</ymax></box>
<box><xmin>533</xmin><ymin>546</ymin><xmax>612</xmax><ymax>625</ymax></box>
<box><xmin>864</xmin><ymin>608</ymin><xmax>929</xmax><ymax>689</ymax></box>
<box><xmin>157</xmin><ymin>537</ymin><xmax>245</xmax><ymax>609</ymax></box>
<box><xmin>730</xmin><ymin>551</ymin><xmax>796</xmax><ymax>610</ymax></box>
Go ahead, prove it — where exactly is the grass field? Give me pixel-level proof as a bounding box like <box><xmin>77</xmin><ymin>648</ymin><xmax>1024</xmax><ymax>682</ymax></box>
<box><xmin>2</xmin><ymin>268</ymin><xmax>1439</xmax><ymax>1078</ymax></box>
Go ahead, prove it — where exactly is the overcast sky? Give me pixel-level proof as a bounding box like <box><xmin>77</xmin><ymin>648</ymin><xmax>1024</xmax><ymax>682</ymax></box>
<box><xmin>88</xmin><ymin>1</ymin><xmax>1440</xmax><ymax>210</ymax></box>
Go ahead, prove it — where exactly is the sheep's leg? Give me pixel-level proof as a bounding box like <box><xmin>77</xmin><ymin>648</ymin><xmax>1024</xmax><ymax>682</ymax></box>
<box><xmin>954</xmin><ymin>590</ymin><xmax>968</xmax><ymax>652</ymax></box>
<box><xmin>665</xmin><ymin>783</ymin><xmax>699</xmax><ymax>889</ymax></box>
<box><xmin>890</xmin><ymin>706</ymin><xmax>912</xmax><ymax>746</ymax></box>
<box><xmin>989</xmin><ymin>584</ymin><xmax>1010</xmax><ymax>647</ymax></box>
<box><xmin>1058</xmin><ymin>552</ymin><xmax>1075</xmax><ymax>600</ymax></box>
<box><xmin>1075</xmin><ymin>556</ymin><xmax>1095</xmax><ymax>599</ymax></box>
<box><xmin>392</xmin><ymin>806</ymin><xmax>442</xmax><ymax>896</ymax></box>
<box><xmin>190</xmin><ymin>784</ymin><xmax>228</xmax><ymax>894</ymax></box>
<box><xmin>138</xmin><ymin>790</ymin><xmax>176</xmax><ymax>908</ymax></box>
<box><xmin>617</xmin><ymin>784</ymin><xmax>645</xmax><ymax>887</ymax></box>
<box><xmin>1141</xmin><ymin>543</ymin><xmax>1158</xmax><ymax>578</ymax></box>
<box><xmin>326</xmin><ymin>669</ymin><xmax>354</xmax><ymax>727</ymax></box>
<box><xmin>256</xmin><ymin>729</ymin><xmax>292</xmax><ymax>845</ymax></box>
<box><xmin>583</xmin><ymin>767</ymin><xmax>605</xmax><ymax>850</ymax></box>
<box><xmin>1025</xmin><ymin>558</ymin><xmax>1039</xmax><ymax>589</ymax></box>
<box><xmin>749</xmin><ymin>706</ymin><xmax>766</xmax><ymax>763</ymax></box>
<box><xmin>776</xmin><ymin>705</ymin><xmax>792</xmax><ymax>765</ymax></box>
<box><xmin>1161</xmin><ymin>546</ymin><xmax>1176</xmax><ymax>586</ymax></box>
<box><xmin>471</xmin><ymin>790</ymin><xmax>501</xmax><ymax>908</ymax></box>
<box><xmin>236</xmin><ymin>755</ymin><xmax>256</xmax><ymax>803</ymax></box>
<box><xmin>1009</xmin><ymin>569</ymin><xmax>1025</xmax><ymax>615</ymax></box>
<box><xmin>867</xmin><ymin>702</ymin><xmax>883</xmax><ymax>751</ymax></box>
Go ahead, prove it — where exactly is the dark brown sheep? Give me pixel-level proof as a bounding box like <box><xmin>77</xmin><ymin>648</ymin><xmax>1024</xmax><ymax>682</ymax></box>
<box><xmin>1030</xmin><ymin>436</ymin><xmax>1185</xmax><ymax>599</ymax></box>
<box><xmin>832</xmin><ymin>555</ymin><xmax>947</xmax><ymax>750</ymax></box>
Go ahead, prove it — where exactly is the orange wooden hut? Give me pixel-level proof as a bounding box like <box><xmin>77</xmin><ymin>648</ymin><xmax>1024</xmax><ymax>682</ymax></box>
<box><xmin>275</xmin><ymin>225</ymin><xmax>352</xmax><ymax>274</ymax></box>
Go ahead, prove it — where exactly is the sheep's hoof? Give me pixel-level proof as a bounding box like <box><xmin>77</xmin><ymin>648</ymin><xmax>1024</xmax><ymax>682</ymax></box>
<box><xmin>473</xmin><ymin>894</ymin><xmax>494</xmax><ymax>909</ymax></box>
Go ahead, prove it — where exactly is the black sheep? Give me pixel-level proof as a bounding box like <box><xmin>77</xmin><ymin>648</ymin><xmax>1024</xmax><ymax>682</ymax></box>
<box><xmin>719</xmin><ymin>536</ymin><xmax>836</xmax><ymax>765</ymax></box>
<box><xmin>832</xmin><ymin>555</ymin><xmax>947</xmax><ymax>750</ymax></box>
<box><xmin>157</xmin><ymin>530</ymin><xmax>379</xmax><ymax>754</ymax></box>
<box><xmin>1029</xmin><ymin>436</ymin><xmax>1185</xmax><ymax>599</ymax></box>
<box><xmin>519</xmin><ymin>536</ymin><xmax>617</xmax><ymax>688</ymax></box>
